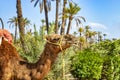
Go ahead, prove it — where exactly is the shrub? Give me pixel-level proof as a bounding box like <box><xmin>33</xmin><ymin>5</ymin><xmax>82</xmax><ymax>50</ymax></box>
<box><xmin>70</xmin><ymin>49</ymin><xmax>103</xmax><ymax>80</ymax></box>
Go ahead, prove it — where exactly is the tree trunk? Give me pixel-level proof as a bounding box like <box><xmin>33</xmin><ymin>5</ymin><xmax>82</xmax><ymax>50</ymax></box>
<box><xmin>60</xmin><ymin>0</ymin><xmax>67</xmax><ymax>35</ymax></box>
<box><xmin>16</xmin><ymin>0</ymin><xmax>27</xmax><ymax>53</ymax></box>
<box><xmin>14</xmin><ymin>26</ymin><xmax>17</xmax><ymax>43</ymax></box>
<box><xmin>0</xmin><ymin>18</ymin><xmax>4</xmax><ymax>29</ymax></box>
<box><xmin>44</xmin><ymin>0</ymin><xmax>49</xmax><ymax>34</ymax></box>
<box><xmin>66</xmin><ymin>16</ymin><xmax>72</xmax><ymax>34</ymax></box>
<box><xmin>55</xmin><ymin>0</ymin><xmax>59</xmax><ymax>34</ymax></box>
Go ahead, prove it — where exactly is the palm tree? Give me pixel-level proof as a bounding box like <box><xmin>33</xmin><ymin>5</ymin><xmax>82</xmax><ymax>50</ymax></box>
<box><xmin>60</xmin><ymin>0</ymin><xmax>67</xmax><ymax>35</ymax></box>
<box><xmin>97</xmin><ymin>31</ymin><xmax>102</xmax><ymax>42</ymax></box>
<box><xmin>7</xmin><ymin>16</ymin><xmax>18</xmax><ymax>43</ymax></box>
<box><xmin>73</xmin><ymin>31</ymin><xmax>77</xmax><ymax>36</ymax></box>
<box><xmin>55</xmin><ymin>0</ymin><xmax>60</xmax><ymax>34</ymax></box>
<box><xmin>79</xmin><ymin>27</ymin><xmax>84</xmax><ymax>37</ymax></box>
<box><xmin>8</xmin><ymin>17</ymin><xmax>31</xmax><ymax>43</ymax></box>
<box><xmin>85</xmin><ymin>25</ymin><xmax>90</xmax><ymax>42</ymax></box>
<box><xmin>88</xmin><ymin>31</ymin><xmax>97</xmax><ymax>44</ymax></box>
<box><xmin>65</xmin><ymin>2</ymin><xmax>81</xmax><ymax>34</ymax></box>
<box><xmin>0</xmin><ymin>18</ymin><xmax>4</xmax><ymax>29</ymax></box>
<box><xmin>16</xmin><ymin>0</ymin><xmax>28</xmax><ymax>53</ymax></box>
<box><xmin>23</xmin><ymin>18</ymin><xmax>31</xmax><ymax>32</ymax></box>
<box><xmin>41</xmin><ymin>19</ymin><xmax>45</xmax><ymax>26</ymax></box>
<box><xmin>31</xmin><ymin>0</ymin><xmax>51</xmax><ymax>34</ymax></box>
<box><xmin>92</xmin><ymin>31</ymin><xmax>97</xmax><ymax>42</ymax></box>
<box><xmin>103</xmin><ymin>33</ymin><xmax>107</xmax><ymax>40</ymax></box>
<box><xmin>85</xmin><ymin>25</ymin><xmax>90</xmax><ymax>31</ymax></box>
<box><xmin>79</xmin><ymin>37</ymin><xmax>86</xmax><ymax>50</ymax></box>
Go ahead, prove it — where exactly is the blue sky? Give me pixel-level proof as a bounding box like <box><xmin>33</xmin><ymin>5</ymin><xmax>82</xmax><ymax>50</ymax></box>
<box><xmin>78</xmin><ymin>0</ymin><xmax>120</xmax><ymax>39</ymax></box>
<box><xmin>0</xmin><ymin>0</ymin><xmax>120</xmax><ymax>39</ymax></box>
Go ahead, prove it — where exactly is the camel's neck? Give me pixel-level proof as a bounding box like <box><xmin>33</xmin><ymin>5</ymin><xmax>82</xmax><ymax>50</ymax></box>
<box><xmin>32</xmin><ymin>43</ymin><xmax>61</xmax><ymax>79</ymax></box>
<box><xmin>20</xmin><ymin>42</ymin><xmax>70</xmax><ymax>79</ymax></box>
<box><xmin>19</xmin><ymin>43</ymin><xmax>61</xmax><ymax>79</ymax></box>
<box><xmin>37</xmin><ymin>43</ymin><xmax>60</xmax><ymax>65</ymax></box>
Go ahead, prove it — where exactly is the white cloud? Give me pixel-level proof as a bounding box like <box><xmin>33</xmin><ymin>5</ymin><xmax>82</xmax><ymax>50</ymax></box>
<box><xmin>87</xmin><ymin>22</ymin><xmax>107</xmax><ymax>30</ymax></box>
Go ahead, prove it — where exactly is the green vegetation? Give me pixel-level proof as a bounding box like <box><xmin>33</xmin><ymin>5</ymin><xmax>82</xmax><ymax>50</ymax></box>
<box><xmin>15</xmin><ymin>24</ymin><xmax>45</xmax><ymax>63</ymax></box>
<box><xmin>70</xmin><ymin>40</ymin><xmax>120</xmax><ymax>80</ymax></box>
<box><xmin>14</xmin><ymin>27</ymin><xmax>120</xmax><ymax>80</ymax></box>
<box><xmin>71</xmin><ymin>49</ymin><xmax>103</xmax><ymax>80</ymax></box>
<box><xmin>1</xmin><ymin>0</ymin><xmax>119</xmax><ymax>80</ymax></box>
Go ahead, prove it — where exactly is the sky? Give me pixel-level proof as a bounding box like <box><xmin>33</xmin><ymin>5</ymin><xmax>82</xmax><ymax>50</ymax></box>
<box><xmin>0</xmin><ymin>0</ymin><xmax>120</xmax><ymax>39</ymax></box>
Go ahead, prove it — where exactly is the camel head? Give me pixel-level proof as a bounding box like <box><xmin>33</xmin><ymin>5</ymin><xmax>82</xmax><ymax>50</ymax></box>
<box><xmin>0</xmin><ymin>29</ymin><xmax>13</xmax><ymax>45</ymax></box>
<box><xmin>45</xmin><ymin>34</ymin><xmax>76</xmax><ymax>52</ymax></box>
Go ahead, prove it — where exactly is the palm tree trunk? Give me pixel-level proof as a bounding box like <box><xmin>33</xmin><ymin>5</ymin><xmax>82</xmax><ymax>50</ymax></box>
<box><xmin>0</xmin><ymin>18</ymin><xmax>4</xmax><ymax>29</ymax></box>
<box><xmin>44</xmin><ymin>0</ymin><xmax>49</xmax><ymax>34</ymax></box>
<box><xmin>55</xmin><ymin>0</ymin><xmax>59</xmax><ymax>34</ymax></box>
<box><xmin>16</xmin><ymin>0</ymin><xmax>27</xmax><ymax>53</ymax></box>
<box><xmin>14</xmin><ymin>26</ymin><xmax>17</xmax><ymax>43</ymax></box>
<box><xmin>60</xmin><ymin>0</ymin><xmax>67</xmax><ymax>35</ymax></box>
<box><xmin>66</xmin><ymin>17</ymin><xmax>72</xmax><ymax>34</ymax></box>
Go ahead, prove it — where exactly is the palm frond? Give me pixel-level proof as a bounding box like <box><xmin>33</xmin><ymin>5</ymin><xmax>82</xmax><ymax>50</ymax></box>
<box><xmin>8</xmin><ymin>23</ymin><xmax>13</xmax><ymax>28</ymax></box>
<box><xmin>68</xmin><ymin>0</ymin><xmax>77</xmax><ymax>5</ymax></box>
<box><xmin>74</xmin><ymin>18</ymin><xmax>82</xmax><ymax>27</ymax></box>
<box><xmin>69</xmin><ymin>2</ymin><xmax>73</xmax><ymax>9</ymax></box>
<box><xmin>47</xmin><ymin>0</ymin><xmax>51</xmax><ymax>11</ymax></box>
<box><xmin>34</xmin><ymin>0</ymin><xmax>40</xmax><ymax>7</ymax></box>
<box><xmin>0</xmin><ymin>18</ymin><xmax>4</xmax><ymax>29</ymax></box>
<box><xmin>31</xmin><ymin>0</ymin><xmax>35</xmax><ymax>3</ymax></box>
<box><xmin>39</xmin><ymin>0</ymin><xmax>44</xmax><ymax>13</ymax></box>
<box><xmin>78</xmin><ymin>16</ymin><xmax>86</xmax><ymax>22</ymax></box>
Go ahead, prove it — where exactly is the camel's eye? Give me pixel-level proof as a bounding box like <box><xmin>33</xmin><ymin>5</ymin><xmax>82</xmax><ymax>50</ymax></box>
<box><xmin>53</xmin><ymin>38</ymin><xmax>60</xmax><ymax>41</ymax></box>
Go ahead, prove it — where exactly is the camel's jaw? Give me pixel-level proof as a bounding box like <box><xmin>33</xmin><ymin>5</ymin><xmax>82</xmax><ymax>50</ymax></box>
<box><xmin>0</xmin><ymin>37</ymin><xmax>2</xmax><ymax>46</ymax></box>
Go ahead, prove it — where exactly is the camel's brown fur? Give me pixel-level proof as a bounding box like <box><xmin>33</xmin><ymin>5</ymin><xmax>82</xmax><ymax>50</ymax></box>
<box><xmin>0</xmin><ymin>34</ymin><xmax>75</xmax><ymax>80</ymax></box>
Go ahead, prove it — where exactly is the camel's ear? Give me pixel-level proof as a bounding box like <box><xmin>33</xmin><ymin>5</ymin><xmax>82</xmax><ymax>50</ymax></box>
<box><xmin>44</xmin><ymin>35</ymin><xmax>50</xmax><ymax>41</ymax></box>
<box><xmin>0</xmin><ymin>36</ymin><xmax>2</xmax><ymax>45</ymax></box>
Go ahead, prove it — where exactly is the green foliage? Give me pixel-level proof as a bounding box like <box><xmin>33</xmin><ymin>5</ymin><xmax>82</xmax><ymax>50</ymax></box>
<box><xmin>99</xmin><ymin>40</ymin><xmax>120</xmax><ymax>80</ymax></box>
<box><xmin>65</xmin><ymin>2</ymin><xmax>81</xmax><ymax>16</ymax></box>
<box><xmin>70</xmin><ymin>49</ymin><xmax>103</xmax><ymax>80</ymax></box>
<box><xmin>45</xmin><ymin>47</ymin><xmax>76</xmax><ymax>80</ymax></box>
<box><xmin>48</xmin><ymin>22</ymin><xmax>55</xmax><ymax>34</ymax></box>
<box><xmin>13</xmin><ymin>22</ymin><xmax>120</xmax><ymax>80</ymax></box>
<box><xmin>14</xmin><ymin>24</ymin><xmax>120</xmax><ymax>80</ymax></box>
<box><xmin>89</xmin><ymin>39</ymin><xmax>120</xmax><ymax>80</ymax></box>
<box><xmin>16</xmin><ymin>24</ymin><xmax>45</xmax><ymax>63</ymax></box>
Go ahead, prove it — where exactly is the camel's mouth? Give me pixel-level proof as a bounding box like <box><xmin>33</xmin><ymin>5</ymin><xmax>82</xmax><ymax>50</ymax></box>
<box><xmin>63</xmin><ymin>34</ymin><xmax>77</xmax><ymax>44</ymax></box>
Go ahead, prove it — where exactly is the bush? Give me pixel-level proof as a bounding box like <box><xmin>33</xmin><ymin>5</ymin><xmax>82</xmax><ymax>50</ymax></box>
<box><xmin>70</xmin><ymin>49</ymin><xmax>103</xmax><ymax>80</ymax></box>
<box><xmin>100</xmin><ymin>40</ymin><xmax>120</xmax><ymax>80</ymax></box>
